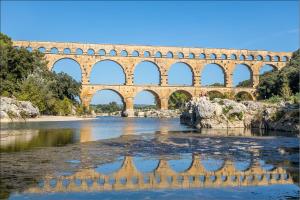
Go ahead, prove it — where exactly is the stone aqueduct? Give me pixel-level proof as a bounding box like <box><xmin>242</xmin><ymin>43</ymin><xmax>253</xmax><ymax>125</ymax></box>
<box><xmin>13</xmin><ymin>40</ymin><xmax>292</xmax><ymax>116</ymax></box>
<box><xmin>25</xmin><ymin>156</ymin><xmax>293</xmax><ymax>193</ymax></box>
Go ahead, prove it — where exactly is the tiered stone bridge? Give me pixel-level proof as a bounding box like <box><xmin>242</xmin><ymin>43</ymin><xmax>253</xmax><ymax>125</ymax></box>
<box><xmin>13</xmin><ymin>40</ymin><xmax>292</xmax><ymax>116</ymax></box>
<box><xmin>25</xmin><ymin>155</ymin><xmax>293</xmax><ymax>193</ymax></box>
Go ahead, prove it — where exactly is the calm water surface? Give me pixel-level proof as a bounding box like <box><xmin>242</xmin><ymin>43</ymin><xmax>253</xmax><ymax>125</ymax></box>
<box><xmin>0</xmin><ymin>117</ymin><xmax>299</xmax><ymax>200</ymax></box>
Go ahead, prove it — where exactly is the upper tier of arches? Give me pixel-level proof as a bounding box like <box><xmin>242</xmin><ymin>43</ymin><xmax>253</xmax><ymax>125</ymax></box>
<box><xmin>13</xmin><ymin>40</ymin><xmax>292</xmax><ymax>63</ymax></box>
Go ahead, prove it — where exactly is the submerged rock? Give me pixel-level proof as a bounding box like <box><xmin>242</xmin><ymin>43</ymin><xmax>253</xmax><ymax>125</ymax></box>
<box><xmin>0</xmin><ymin>97</ymin><xmax>39</xmax><ymax>120</ymax></box>
<box><xmin>180</xmin><ymin>96</ymin><xmax>299</xmax><ymax>132</ymax></box>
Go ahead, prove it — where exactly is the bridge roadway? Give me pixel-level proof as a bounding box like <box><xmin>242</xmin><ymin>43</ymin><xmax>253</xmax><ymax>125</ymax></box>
<box><xmin>25</xmin><ymin>156</ymin><xmax>293</xmax><ymax>193</ymax></box>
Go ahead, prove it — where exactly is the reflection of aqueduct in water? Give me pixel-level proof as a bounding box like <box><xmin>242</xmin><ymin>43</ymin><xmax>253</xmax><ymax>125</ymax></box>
<box><xmin>13</xmin><ymin>40</ymin><xmax>292</xmax><ymax>116</ymax></box>
<box><xmin>26</xmin><ymin>155</ymin><xmax>293</xmax><ymax>193</ymax></box>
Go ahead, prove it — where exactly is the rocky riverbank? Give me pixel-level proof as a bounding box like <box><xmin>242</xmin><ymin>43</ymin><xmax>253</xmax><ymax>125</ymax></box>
<box><xmin>0</xmin><ymin>96</ymin><xmax>39</xmax><ymax>121</ymax></box>
<box><xmin>180</xmin><ymin>97</ymin><xmax>299</xmax><ymax>132</ymax></box>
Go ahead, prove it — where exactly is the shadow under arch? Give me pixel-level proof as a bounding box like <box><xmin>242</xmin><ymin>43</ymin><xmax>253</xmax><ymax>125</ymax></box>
<box><xmin>201</xmin><ymin>63</ymin><xmax>226</xmax><ymax>86</ymax></box>
<box><xmin>168</xmin><ymin>61</ymin><xmax>195</xmax><ymax>86</ymax></box>
<box><xmin>133</xmin><ymin>60</ymin><xmax>161</xmax><ymax>85</ymax></box>
<box><xmin>90</xmin><ymin>59</ymin><xmax>126</xmax><ymax>85</ymax></box>
<box><xmin>207</xmin><ymin>90</ymin><xmax>224</xmax><ymax>100</ymax></box>
<box><xmin>233</xmin><ymin>63</ymin><xmax>254</xmax><ymax>87</ymax></box>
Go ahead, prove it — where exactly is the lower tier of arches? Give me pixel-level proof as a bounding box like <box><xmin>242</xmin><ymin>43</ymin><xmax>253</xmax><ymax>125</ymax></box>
<box><xmin>80</xmin><ymin>85</ymin><xmax>256</xmax><ymax>117</ymax></box>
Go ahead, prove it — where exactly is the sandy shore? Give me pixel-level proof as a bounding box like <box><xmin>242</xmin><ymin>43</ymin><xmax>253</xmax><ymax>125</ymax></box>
<box><xmin>0</xmin><ymin>115</ymin><xmax>97</xmax><ymax>123</ymax></box>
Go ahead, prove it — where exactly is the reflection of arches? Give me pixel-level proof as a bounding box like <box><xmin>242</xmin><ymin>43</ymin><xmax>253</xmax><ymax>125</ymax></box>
<box><xmin>133</xmin><ymin>61</ymin><xmax>161</xmax><ymax>85</ymax></box>
<box><xmin>168</xmin><ymin>153</ymin><xmax>193</xmax><ymax>173</ymax></box>
<box><xmin>134</xmin><ymin>90</ymin><xmax>161</xmax><ymax>109</ymax></box>
<box><xmin>201</xmin><ymin>157</ymin><xmax>225</xmax><ymax>172</ymax></box>
<box><xmin>168</xmin><ymin>62</ymin><xmax>194</xmax><ymax>86</ymax></box>
<box><xmin>95</xmin><ymin>156</ymin><xmax>125</xmax><ymax>175</ymax></box>
<box><xmin>201</xmin><ymin>64</ymin><xmax>225</xmax><ymax>86</ymax></box>
<box><xmin>235</xmin><ymin>91</ymin><xmax>254</xmax><ymax>101</ymax></box>
<box><xmin>233</xmin><ymin>64</ymin><xmax>253</xmax><ymax>87</ymax></box>
<box><xmin>259</xmin><ymin>160</ymin><xmax>276</xmax><ymax>171</ymax></box>
<box><xmin>52</xmin><ymin>58</ymin><xmax>82</xmax><ymax>82</ymax></box>
<box><xmin>133</xmin><ymin>157</ymin><xmax>160</xmax><ymax>173</ymax></box>
<box><xmin>168</xmin><ymin>90</ymin><xmax>192</xmax><ymax>109</ymax></box>
<box><xmin>90</xmin><ymin>60</ymin><xmax>126</xmax><ymax>84</ymax></box>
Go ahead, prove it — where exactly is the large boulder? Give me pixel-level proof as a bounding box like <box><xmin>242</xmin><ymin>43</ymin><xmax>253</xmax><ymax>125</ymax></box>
<box><xmin>0</xmin><ymin>97</ymin><xmax>39</xmax><ymax>120</ymax></box>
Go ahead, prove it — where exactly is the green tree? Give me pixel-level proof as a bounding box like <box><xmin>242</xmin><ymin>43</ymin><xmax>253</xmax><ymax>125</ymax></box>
<box><xmin>236</xmin><ymin>79</ymin><xmax>252</xmax><ymax>87</ymax></box>
<box><xmin>209</xmin><ymin>83</ymin><xmax>224</xmax><ymax>87</ymax></box>
<box><xmin>168</xmin><ymin>91</ymin><xmax>191</xmax><ymax>110</ymax></box>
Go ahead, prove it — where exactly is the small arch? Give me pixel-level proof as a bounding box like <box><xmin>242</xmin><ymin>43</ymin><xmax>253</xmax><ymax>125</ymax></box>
<box><xmin>265</xmin><ymin>55</ymin><xmax>271</xmax><ymax>61</ymax></box>
<box><xmin>221</xmin><ymin>54</ymin><xmax>227</xmax><ymax>59</ymax></box>
<box><xmin>273</xmin><ymin>56</ymin><xmax>280</xmax><ymax>62</ymax></box>
<box><xmin>282</xmin><ymin>56</ymin><xmax>289</xmax><ymax>62</ymax></box>
<box><xmin>166</xmin><ymin>51</ymin><xmax>173</xmax><ymax>58</ymax></box>
<box><xmin>76</xmin><ymin>48</ymin><xmax>83</xmax><ymax>55</ymax></box>
<box><xmin>235</xmin><ymin>91</ymin><xmax>253</xmax><ymax>101</ymax></box>
<box><xmin>248</xmin><ymin>55</ymin><xmax>254</xmax><ymax>61</ymax></box>
<box><xmin>121</xmin><ymin>50</ymin><xmax>128</xmax><ymax>57</ymax></box>
<box><xmin>201</xmin><ymin>64</ymin><xmax>225</xmax><ymax>87</ymax></box>
<box><xmin>189</xmin><ymin>53</ymin><xmax>195</xmax><ymax>59</ymax></box>
<box><xmin>50</xmin><ymin>47</ymin><xmax>58</xmax><ymax>54</ymax></box>
<box><xmin>231</xmin><ymin>54</ymin><xmax>237</xmax><ymax>60</ymax></box>
<box><xmin>210</xmin><ymin>53</ymin><xmax>217</xmax><ymax>59</ymax></box>
<box><xmin>98</xmin><ymin>49</ymin><xmax>106</xmax><ymax>56</ymax></box>
<box><xmin>168</xmin><ymin>90</ymin><xmax>192</xmax><ymax>110</ymax></box>
<box><xmin>63</xmin><ymin>48</ymin><xmax>71</xmax><ymax>54</ymax></box>
<box><xmin>134</xmin><ymin>61</ymin><xmax>160</xmax><ymax>85</ymax></box>
<box><xmin>256</xmin><ymin>55</ymin><xmax>263</xmax><ymax>61</ymax></box>
<box><xmin>207</xmin><ymin>91</ymin><xmax>224</xmax><ymax>100</ymax></box>
<box><xmin>239</xmin><ymin>55</ymin><xmax>245</xmax><ymax>60</ymax></box>
<box><xmin>168</xmin><ymin>62</ymin><xmax>194</xmax><ymax>86</ymax></box>
<box><xmin>178</xmin><ymin>52</ymin><xmax>184</xmax><ymax>59</ymax></box>
<box><xmin>155</xmin><ymin>51</ymin><xmax>162</xmax><ymax>58</ymax></box>
<box><xmin>109</xmin><ymin>49</ymin><xmax>117</xmax><ymax>56</ymax></box>
<box><xmin>87</xmin><ymin>48</ymin><xmax>95</xmax><ymax>55</ymax></box>
<box><xmin>144</xmin><ymin>51</ymin><xmax>150</xmax><ymax>57</ymax></box>
<box><xmin>38</xmin><ymin>47</ymin><xmax>46</xmax><ymax>53</ymax></box>
<box><xmin>132</xmin><ymin>50</ymin><xmax>139</xmax><ymax>57</ymax></box>
<box><xmin>200</xmin><ymin>53</ymin><xmax>206</xmax><ymax>59</ymax></box>
<box><xmin>134</xmin><ymin>90</ymin><xmax>161</xmax><ymax>110</ymax></box>
<box><xmin>90</xmin><ymin>60</ymin><xmax>126</xmax><ymax>84</ymax></box>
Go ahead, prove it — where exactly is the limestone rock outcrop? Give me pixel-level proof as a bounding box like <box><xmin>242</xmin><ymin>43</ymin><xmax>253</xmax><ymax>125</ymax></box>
<box><xmin>0</xmin><ymin>97</ymin><xmax>39</xmax><ymax>120</ymax></box>
<box><xmin>180</xmin><ymin>97</ymin><xmax>299</xmax><ymax>132</ymax></box>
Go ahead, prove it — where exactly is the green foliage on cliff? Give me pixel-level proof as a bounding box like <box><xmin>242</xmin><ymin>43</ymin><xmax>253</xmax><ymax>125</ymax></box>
<box><xmin>0</xmin><ymin>33</ymin><xmax>82</xmax><ymax>115</ymax></box>
<box><xmin>257</xmin><ymin>49</ymin><xmax>300</xmax><ymax>100</ymax></box>
<box><xmin>168</xmin><ymin>91</ymin><xmax>191</xmax><ymax>110</ymax></box>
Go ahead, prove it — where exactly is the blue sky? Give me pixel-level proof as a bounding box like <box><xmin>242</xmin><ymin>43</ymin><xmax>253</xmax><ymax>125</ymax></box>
<box><xmin>1</xmin><ymin>1</ymin><xmax>298</xmax><ymax>105</ymax></box>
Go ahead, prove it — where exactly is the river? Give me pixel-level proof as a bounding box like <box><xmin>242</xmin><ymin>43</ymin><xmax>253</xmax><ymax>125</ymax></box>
<box><xmin>0</xmin><ymin>117</ymin><xmax>299</xmax><ymax>200</ymax></box>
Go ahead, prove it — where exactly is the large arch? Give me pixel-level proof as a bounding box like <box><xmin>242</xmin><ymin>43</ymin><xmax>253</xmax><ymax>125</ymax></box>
<box><xmin>168</xmin><ymin>90</ymin><xmax>192</xmax><ymax>110</ymax></box>
<box><xmin>89</xmin><ymin>89</ymin><xmax>126</xmax><ymax>115</ymax></box>
<box><xmin>52</xmin><ymin>58</ymin><xmax>82</xmax><ymax>82</ymax></box>
<box><xmin>90</xmin><ymin>60</ymin><xmax>126</xmax><ymax>85</ymax></box>
<box><xmin>233</xmin><ymin>64</ymin><xmax>253</xmax><ymax>87</ymax></box>
<box><xmin>207</xmin><ymin>90</ymin><xmax>224</xmax><ymax>100</ymax></box>
<box><xmin>168</xmin><ymin>62</ymin><xmax>194</xmax><ymax>86</ymax></box>
<box><xmin>235</xmin><ymin>91</ymin><xmax>254</xmax><ymax>101</ymax></box>
<box><xmin>201</xmin><ymin>63</ymin><xmax>225</xmax><ymax>86</ymax></box>
<box><xmin>259</xmin><ymin>64</ymin><xmax>277</xmax><ymax>75</ymax></box>
<box><xmin>134</xmin><ymin>90</ymin><xmax>161</xmax><ymax>110</ymax></box>
<box><xmin>133</xmin><ymin>61</ymin><xmax>161</xmax><ymax>85</ymax></box>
